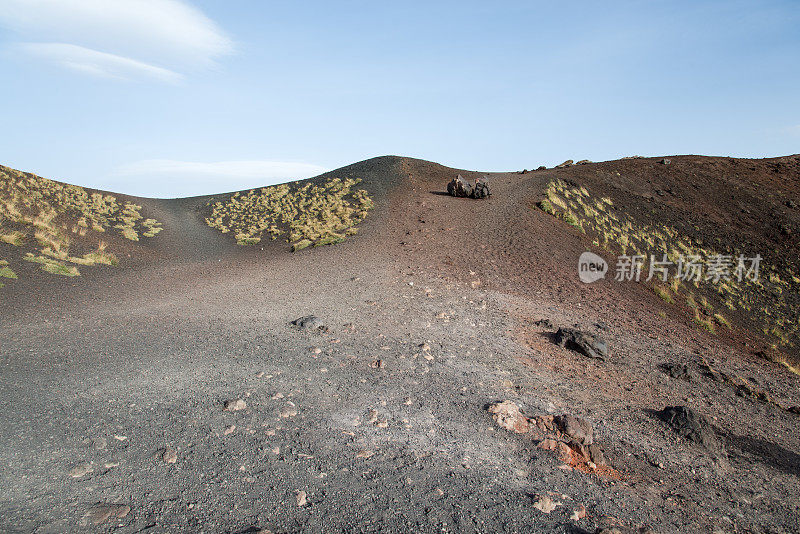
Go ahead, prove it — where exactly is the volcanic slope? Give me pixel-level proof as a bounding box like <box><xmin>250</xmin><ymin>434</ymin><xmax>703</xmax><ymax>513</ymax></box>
<box><xmin>0</xmin><ymin>155</ymin><xmax>799</xmax><ymax>533</ymax></box>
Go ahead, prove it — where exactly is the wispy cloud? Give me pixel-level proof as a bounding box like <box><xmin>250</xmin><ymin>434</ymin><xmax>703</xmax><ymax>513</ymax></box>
<box><xmin>19</xmin><ymin>43</ymin><xmax>183</xmax><ymax>82</ymax></box>
<box><xmin>117</xmin><ymin>160</ymin><xmax>329</xmax><ymax>180</ymax></box>
<box><xmin>111</xmin><ymin>160</ymin><xmax>330</xmax><ymax>198</ymax></box>
<box><xmin>0</xmin><ymin>0</ymin><xmax>232</xmax><ymax>81</ymax></box>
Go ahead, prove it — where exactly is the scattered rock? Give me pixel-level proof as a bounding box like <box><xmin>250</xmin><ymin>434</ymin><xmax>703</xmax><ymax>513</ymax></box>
<box><xmin>660</xmin><ymin>362</ymin><xmax>692</xmax><ymax>381</ymax></box>
<box><xmin>309</xmin><ymin>346</ymin><xmax>322</xmax><ymax>354</ymax></box>
<box><xmin>788</xmin><ymin>406</ymin><xmax>800</xmax><ymax>415</ymax></box>
<box><xmin>575</xmin><ymin>159</ymin><xmax>591</xmax><ymax>165</ymax></box>
<box><xmin>91</xmin><ymin>437</ymin><xmax>107</xmax><ymax>450</ymax></box>
<box><xmin>81</xmin><ymin>503</ymin><xmax>130</xmax><ymax>526</ymax></box>
<box><xmin>571</xmin><ymin>504</ymin><xmax>587</xmax><ymax>521</ymax></box>
<box><xmin>532</xmin><ymin>494</ymin><xmax>560</xmax><ymax>513</ymax></box>
<box><xmin>586</xmin><ymin>444</ymin><xmax>606</xmax><ymax>466</ymax></box>
<box><xmin>224</xmin><ymin>399</ymin><xmax>247</xmax><ymax>412</ymax></box>
<box><xmin>538</xmin><ymin>438</ymin><xmax>558</xmax><ymax>451</ymax></box>
<box><xmin>596</xmin><ymin>527</ymin><xmax>656</xmax><ymax>534</ymax></box>
<box><xmin>534</xmin><ymin>318</ymin><xmax>554</xmax><ymax>329</ymax></box>
<box><xmin>296</xmin><ymin>490</ymin><xmax>308</xmax><ymax>507</ymax></box>
<box><xmin>162</xmin><ymin>447</ymin><xmax>177</xmax><ymax>464</ymax></box>
<box><xmin>369</xmin><ymin>359</ymin><xmax>385</xmax><ymax>369</ymax></box>
<box><xmin>279</xmin><ymin>404</ymin><xmax>298</xmax><ymax>418</ymax></box>
<box><xmin>224</xmin><ymin>425</ymin><xmax>236</xmax><ymax>435</ymax></box>
<box><xmin>487</xmin><ymin>400</ymin><xmax>530</xmax><ymax>433</ymax></box>
<box><xmin>68</xmin><ymin>462</ymin><xmax>93</xmax><ymax>478</ymax></box>
<box><xmin>554</xmin><ymin>414</ymin><xmax>593</xmax><ymax>445</ymax></box>
<box><xmin>291</xmin><ymin>315</ymin><xmax>327</xmax><ymax>332</ymax></box>
<box><xmin>555</xmin><ymin>160</ymin><xmax>573</xmax><ymax>168</ymax></box>
<box><xmin>786</xmin><ymin>200</ymin><xmax>796</xmax><ymax>209</ymax></box>
<box><xmin>661</xmin><ymin>158</ymin><xmax>671</xmax><ymax>165</ymax></box>
<box><xmin>658</xmin><ymin>405</ymin><xmax>721</xmax><ymax>453</ymax></box>
<box><xmin>553</xmin><ymin>328</ymin><xmax>608</xmax><ymax>360</ymax></box>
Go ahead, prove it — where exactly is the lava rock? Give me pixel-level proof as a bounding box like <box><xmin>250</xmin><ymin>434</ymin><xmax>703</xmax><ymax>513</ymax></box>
<box><xmin>487</xmin><ymin>400</ymin><xmax>530</xmax><ymax>434</ymax></box>
<box><xmin>658</xmin><ymin>405</ymin><xmax>721</xmax><ymax>452</ymax></box>
<box><xmin>660</xmin><ymin>362</ymin><xmax>692</xmax><ymax>381</ymax></box>
<box><xmin>553</xmin><ymin>328</ymin><xmax>608</xmax><ymax>360</ymax></box>
<box><xmin>472</xmin><ymin>180</ymin><xmax>491</xmax><ymax>199</ymax></box>
<box><xmin>554</xmin><ymin>414</ymin><xmax>594</xmax><ymax>445</ymax></box>
<box><xmin>447</xmin><ymin>175</ymin><xmax>473</xmax><ymax>198</ymax></box>
<box><xmin>81</xmin><ymin>503</ymin><xmax>131</xmax><ymax>526</ymax></box>
<box><xmin>447</xmin><ymin>175</ymin><xmax>491</xmax><ymax>199</ymax></box>
<box><xmin>224</xmin><ymin>399</ymin><xmax>247</xmax><ymax>412</ymax></box>
<box><xmin>291</xmin><ymin>315</ymin><xmax>327</xmax><ymax>332</ymax></box>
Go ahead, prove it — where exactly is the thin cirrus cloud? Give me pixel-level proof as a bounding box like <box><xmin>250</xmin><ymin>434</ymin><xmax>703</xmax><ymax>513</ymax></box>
<box><xmin>112</xmin><ymin>160</ymin><xmax>331</xmax><ymax>198</ymax></box>
<box><xmin>0</xmin><ymin>0</ymin><xmax>232</xmax><ymax>81</ymax></box>
<box><xmin>19</xmin><ymin>43</ymin><xmax>184</xmax><ymax>83</ymax></box>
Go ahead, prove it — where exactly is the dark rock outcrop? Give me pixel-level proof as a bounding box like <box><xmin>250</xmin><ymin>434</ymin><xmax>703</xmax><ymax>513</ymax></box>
<box><xmin>447</xmin><ymin>175</ymin><xmax>473</xmax><ymax>198</ymax></box>
<box><xmin>554</xmin><ymin>328</ymin><xmax>608</xmax><ymax>360</ymax></box>
<box><xmin>291</xmin><ymin>315</ymin><xmax>328</xmax><ymax>332</ymax></box>
<box><xmin>658</xmin><ymin>405</ymin><xmax>722</xmax><ymax>454</ymax></box>
<box><xmin>447</xmin><ymin>175</ymin><xmax>491</xmax><ymax>199</ymax></box>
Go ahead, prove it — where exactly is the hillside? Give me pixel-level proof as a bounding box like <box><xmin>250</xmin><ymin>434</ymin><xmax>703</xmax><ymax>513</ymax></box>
<box><xmin>1</xmin><ymin>155</ymin><xmax>799</xmax><ymax>533</ymax></box>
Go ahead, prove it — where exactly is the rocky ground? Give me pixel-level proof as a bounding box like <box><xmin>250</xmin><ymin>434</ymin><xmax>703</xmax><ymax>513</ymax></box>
<box><xmin>0</xmin><ymin>156</ymin><xmax>798</xmax><ymax>533</ymax></box>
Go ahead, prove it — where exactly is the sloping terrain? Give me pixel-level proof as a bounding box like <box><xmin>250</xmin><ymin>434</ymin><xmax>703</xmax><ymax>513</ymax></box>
<box><xmin>0</xmin><ymin>155</ymin><xmax>798</xmax><ymax>533</ymax></box>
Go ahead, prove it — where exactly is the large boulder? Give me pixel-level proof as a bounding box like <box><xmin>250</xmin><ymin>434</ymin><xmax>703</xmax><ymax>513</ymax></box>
<box><xmin>472</xmin><ymin>179</ymin><xmax>491</xmax><ymax>199</ymax></box>
<box><xmin>447</xmin><ymin>175</ymin><xmax>491</xmax><ymax>199</ymax></box>
<box><xmin>447</xmin><ymin>175</ymin><xmax>473</xmax><ymax>198</ymax></box>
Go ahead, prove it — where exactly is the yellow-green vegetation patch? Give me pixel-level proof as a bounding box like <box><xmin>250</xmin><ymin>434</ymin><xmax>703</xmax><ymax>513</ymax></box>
<box><xmin>206</xmin><ymin>177</ymin><xmax>374</xmax><ymax>250</ymax></box>
<box><xmin>0</xmin><ymin>259</ymin><xmax>17</xmax><ymax>284</ymax></box>
<box><xmin>538</xmin><ymin>178</ymin><xmax>800</xmax><ymax>349</ymax></box>
<box><xmin>653</xmin><ymin>284</ymin><xmax>674</xmax><ymax>304</ymax></box>
<box><xmin>24</xmin><ymin>253</ymin><xmax>80</xmax><ymax>276</ymax></box>
<box><xmin>141</xmin><ymin>218</ymin><xmax>163</xmax><ymax>238</ymax></box>
<box><xmin>0</xmin><ymin>230</ymin><xmax>24</xmax><ymax>246</ymax></box>
<box><xmin>0</xmin><ymin>165</ymin><xmax>161</xmax><ymax>284</ymax></box>
<box><xmin>713</xmin><ymin>313</ymin><xmax>731</xmax><ymax>330</ymax></box>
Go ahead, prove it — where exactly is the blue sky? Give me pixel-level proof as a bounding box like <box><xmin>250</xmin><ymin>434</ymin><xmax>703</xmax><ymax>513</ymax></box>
<box><xmin>0</xmin><ymin>0</ymin><xmax>798</xmax><ymax>198</ymax></box>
